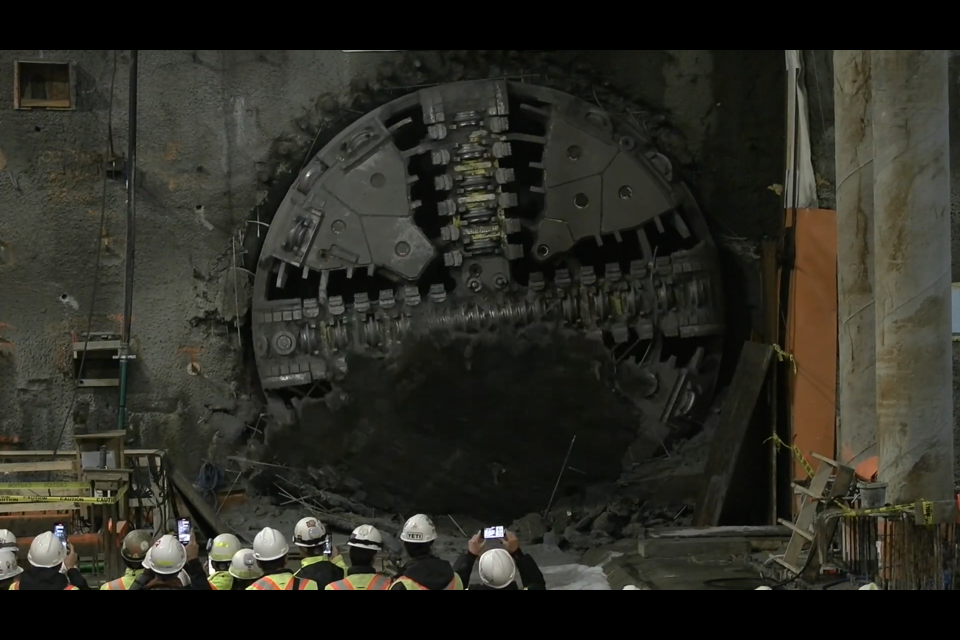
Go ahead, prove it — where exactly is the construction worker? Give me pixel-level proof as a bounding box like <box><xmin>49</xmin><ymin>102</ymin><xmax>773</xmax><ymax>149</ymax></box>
<box><xmin>325</xmin><ymin>525</ymin><xmax>392</xmax><ymax>590</ymax></box>
<box><xmin>292</xmin><ymin>516</ymin><xmax>346</xmax><ymax>588</ymax></box>
<box><xmin>0</xmin><ymin>549</ymin><xmax>23</xmax><ymax>590</ymax></box>
<box><xmin>207</xmin><ymin>533</ymin><xmax>242</xmax><ymax>590</ymax></box>
<box><xmin>390</xmin><ymin>514</ymin><xmax>463</xmax><ymax>590</ymax></box>
<box><xmin>130</xmin><ymin>533</ymin><xmax>210</xmax><ymax>590</ymax></box>
<box><xmin>454</xmin><ymin>530</ymin><xmax>546</xmax><ymax>590</ymax></box>
<box><xmin>100</xmin><ymin>529</ymin><xmax>153</xmax><ymax>590</ymax></box>
<box><xmin>0</xmin><ymin>529</ymin><xmax>16</xmax><ymax>550</ymax></box>
<box><xmin>228</xmin><ymin>548</ymin><xmax>263</xmax><ymax>590</ymax></box>
<box><xmin>247</xmin><ymin>527</ymin><xmax>319</xmax><ymax>590</ymax></box>
<box><xmin>10</xmin><ymin>531</ymin><xmax>89</xmax><ymax>590</ymax></box>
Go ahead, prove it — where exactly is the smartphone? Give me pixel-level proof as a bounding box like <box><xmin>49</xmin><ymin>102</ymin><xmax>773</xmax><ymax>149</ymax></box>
<box><xmin>323</xmin><ymin>537</ymin><xmax>332</xmax><ymax>556</ymax></box>
<box><xmin>483</xmin><ymin>526</ymin><xmax>504</xmax><ymax>540</ymax></box>
<box><xmin>177</xmin><ymin>518</ymin><xmax>191</xmax><ymax>545</ymax></box>
<box><xmin>53</xmin><ymin>523</ymin><xmax>67</xmax><ymax>548</ymax></box>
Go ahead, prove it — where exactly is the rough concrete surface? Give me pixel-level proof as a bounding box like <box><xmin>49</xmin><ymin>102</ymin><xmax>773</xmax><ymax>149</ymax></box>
<box><xmin>0</xmin><ymin>50</ymin><xmax>785</xmax><ymax>528</ymax></box>
<box><xmin>805</xmin><ymin>50</ymin><xmax>960</xmax><ymax>483</ymax></box>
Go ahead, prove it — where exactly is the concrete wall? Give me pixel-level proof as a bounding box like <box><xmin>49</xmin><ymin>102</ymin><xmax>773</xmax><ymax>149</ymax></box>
<box><xmin>0</xmin><ymin>50</ymin><xmax>784</xmax><ymax>475</ymax></box>
<box><xmin>804</xmin><ymin>50</ymin><xmax>960</xmax><ymax>481</ymax></box>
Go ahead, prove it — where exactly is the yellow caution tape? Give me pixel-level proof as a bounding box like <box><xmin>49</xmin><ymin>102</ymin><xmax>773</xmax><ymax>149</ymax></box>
<box><xmin>772</xmin><ymin>343</ymin><xmax>798</xmax><ymax>374</ymax></box>
<box><xmin>0</xmin><ymin>482</ymin><xmax>90</xmax><ymax>490</ymax></box>
<box><xmin>0</xmin><ymin>485</ymin><xmax>127</xmax><ymax>505</ymax></box>
<box><xmin>767</xmin><ymin>434</ymin><xmax>816</xmax><ymax>479</ymax></box>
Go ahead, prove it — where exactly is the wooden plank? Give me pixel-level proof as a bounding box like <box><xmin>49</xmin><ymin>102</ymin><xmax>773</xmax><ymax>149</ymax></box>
<box><xmin>0</xmin><ymin>451</ymin><xmax>75</xmax><ymax>458</ymax></box>
<box><xmin>0</xmin><ymin>460</ymin><xmax>74</xmax><ymax>473</ymax></box>
<box><xmin>761</xmin><ymin>238</ymin><xmax>780</xmax><ymax>526</ymax></box>
<box><xmin>693</xmin><ymin>342</ymin><xmax>775</xmax><ymax>527</ymax></box>
<box><xmin>0</xmin><ymin>502</ymin><xmax>80</xmax><ymax>514</ymax></box>
<box><xmin>648</xmin><ymin>525</ymin><xmax>789</xmax><ymax>539</ymax></box>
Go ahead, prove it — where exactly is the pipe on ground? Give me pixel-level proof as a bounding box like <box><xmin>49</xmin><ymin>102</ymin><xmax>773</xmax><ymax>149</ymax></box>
<box><xmin>834</xmin><ymin>50</ymin><xmax>877</xmax><ymax>470</ymax></box>
<box><xmin>872</xmin><ymin>49</ymin><xmax>954</xmax><ymax>504</ymax></box>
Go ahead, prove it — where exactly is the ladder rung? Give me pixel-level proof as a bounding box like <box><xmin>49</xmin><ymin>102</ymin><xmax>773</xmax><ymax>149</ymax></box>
<box><xmin>773</xmin><ymin>557</ymin><xmax>802</xmax><ymax>574</ymax></box>
<box><xmin>811</xmin><ymin>452</ymin><xmax>839</xmax><ymax>467</ymax></box>
<box><xmin>792</xmin><ymin>483</ymin><xmax>825</xmax><ymax>500</ymax></box>
<box><xmin>778</xmin><ymin>518</ymin><xmax>814</xmax><ymax>542</ymax></box>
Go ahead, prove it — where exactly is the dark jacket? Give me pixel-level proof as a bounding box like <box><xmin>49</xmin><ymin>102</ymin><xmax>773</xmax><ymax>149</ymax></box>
<box><xmin>294</xmin><ymin>556</ymin><xmax>344</xmax><ymax>589</ymax></box>
<box><xmin>453</xmin><ymin>548</ymin><xmax>547</xmax><ymax>590</ymax></box>
<box><xmin>15</xmin><ymin>566</ymin><xmax>92</xmax><ymax>590</ymax></box>
<box><xmin>390</xmin><ymin>555</ymin><xmax>458</xmax><ymax>590</ymax></box>
<box><xmin>129</xmin><ymin>558</ymin><xmax>210</xmax><ymax>590</ymax></box>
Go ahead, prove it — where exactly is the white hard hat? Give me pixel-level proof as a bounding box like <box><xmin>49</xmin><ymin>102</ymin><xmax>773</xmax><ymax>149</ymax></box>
<box><xmin>293</xmin><ymin>517</ymin><xmax>327</xmax><ymax>547</ymax></box>
<box><xmin>348</xmin><ymin>525</ymin><xmax>383</xmax><ymax>551</ymax></box>
<box><xmin>623</xmin><ymin>585</ymin><xmax>641</xmax><ymax>590</ymax></box>
<box><xmin>253</xmin><ymin>527</ymin><xmax>289</xmax><ymax>561</ymax></box>
<box><xmin>755</xmin><ymin>586</ymin><xmax>773</xmax><ymax>590</ymax></box>
<box><xmin>229</xmin><ymin>549</ymin><xmax>264</xmax><ymax>581</ymax></box>
<box><xmin>478</xmin><ymin>548</ymin><xmax>516</xmax><ymax>589</ymax></box>
<box><xmin>859</xmin><ymin>582</ymin><xmax>879</xmax><ymax>590</ymax></box>
<box><xmin>0</xmin><ymin>549</ymin><xmax>23</xmax><ymax>580</ymax></box>
<box><xmin>400</xmin><ymin>514</ymin><xmax>437</xmax><ymax>543</ymax></box>
<box><xmin>209</xmin><ymin>533</ymin><xmax>242</xmax><ymax>562</ymax></box>
<box><xmin>144</xmin><ymin>535</ymin><xmax>187</xmax><ymax>575</ymax></box>
<box><xmin>28</xmin><ymin>531</ymin><xmax>66</xmax><ymax>569</ymax></box>
<box><xmin>0</xmin><ymin>529</ymin><xmax>16</xmax><ymax>548</ymax></box>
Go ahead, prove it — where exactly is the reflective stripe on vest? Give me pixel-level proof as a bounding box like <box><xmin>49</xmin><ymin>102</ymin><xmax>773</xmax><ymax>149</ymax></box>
<box><xmin>10</xmin><ymin>582</ymin><xmax>77</xmax><ymax>590</ymax></box>
<box><xmin>249</xmin><ymin>574</ymin><xmax>315</xmax><ymax>590</ymax></box>
<box><xmin>327</xmin><ymin>573</ymin><xmax>391</xmax><ymax>590</ymax></box>
<box><xmin>395</xmin><ymin>575</ymin><xmax>461</xmax><ymax>590</ymax></box>
<box><xmin>105</xmin><ymin>578</ymin><xmax>127</xmax><ymax>590</ymax></box>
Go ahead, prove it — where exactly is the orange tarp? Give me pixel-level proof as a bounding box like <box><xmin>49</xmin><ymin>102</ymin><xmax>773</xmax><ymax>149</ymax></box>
<box><xmin>786</xmin><ymin>209</ymin><xmax>838</xmax><ymax>482</ymax></box>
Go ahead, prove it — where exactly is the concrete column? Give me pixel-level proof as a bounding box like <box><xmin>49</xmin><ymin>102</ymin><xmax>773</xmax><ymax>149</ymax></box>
<box><xmin>872</xmin><ymin>50</ymin><xmax>954</xmax><ymax>504</ymax></box>
<box><xmin>834</xmin><ymin>51</ymin><xmax>877</xmax><ymax>470</ymax></box>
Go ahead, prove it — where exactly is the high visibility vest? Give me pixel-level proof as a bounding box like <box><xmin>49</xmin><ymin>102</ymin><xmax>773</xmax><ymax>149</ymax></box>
<box><xmin>392</xmin><ymin>574</ymin><xmax>463</xmax><ymax>591</ymax></box>
<box><xmin>10</xmin><ymin>582</ymin><xmax>78</xmax><ymax>590</ymax></box>
<box><xmin>325</xmin><ymin>573</ymin><xmax>392</xmax><ymax>590</ymax></box>
<box><xmin>100</xmin><ymin>569</ymin><xmax>143</xmax><ymax>590</ymax></box>
<box><xmin>295</xmin><ymin>553</ymin><xmax>347</xmax><ymax>576</ymax></box>
<box><xmin>208</xmin><ymin>571</ymin><xmax>234</xmax><ymax>591</ymax></box>
<box><xmin>247</xmin><ymin>572</ymin><xmax>318</xmax><ymax>591</ymax></box>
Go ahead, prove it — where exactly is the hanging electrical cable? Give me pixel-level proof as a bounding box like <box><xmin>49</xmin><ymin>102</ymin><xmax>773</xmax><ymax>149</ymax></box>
<box><xmin>117</xmin><ymin>49</ymin><xmax>138</xmax><ymax>432</ymax></box>
<box><xmin>48</xmin><ymin>50</ymin><xmax>119</xmax><ymax>461</ymax></box>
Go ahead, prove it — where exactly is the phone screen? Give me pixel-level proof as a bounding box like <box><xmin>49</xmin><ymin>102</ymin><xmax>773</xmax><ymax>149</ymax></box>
<box><xmin>323</xmin><ymin>538</ymin><xmax>332</xmax><ymax>556</ymax></box>
<box><xmin>177</xmin><ymin>519</ymin><xmax>191</xmax><ymax>545</ymax></box>
<box><xmin>54</xmin><ymin>523</ymin><xmax>67</xmax><ymax>547</ymax></box>
<box><xmin>483</xmin><ymin>526</ymin><xmax>504</xmax><ymax>540</ymax></box>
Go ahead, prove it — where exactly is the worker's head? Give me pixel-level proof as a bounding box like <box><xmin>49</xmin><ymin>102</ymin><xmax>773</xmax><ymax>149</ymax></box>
<box><xmin>27</xmin><ymin>531</ymin><xmax>66</xmax><ymax>570</ymax></box>
<box><xmin>120</xmin><ymin>529</ymin><xmax>153</xmax><ymax>570</ymax></box>
<box><xmin>0</xmin><ymin>529</ymin><xmax>16</xmax><ymax>550</ymax></box>
<box><xmin>0</xmin><ymin>549</ymin><xmax>23</xmax><ymax>583</ymax></box>
<box><xmin>478</xmin><ymin>548</ymin><xmax>516</xmax><ymax>589</ymax></box>
<box><xmin>347</xmin><ymin>524</ymin><xmax>382</xmax><ymax>567</ymax></box>
<box><xmin>253</xmin><ymin>527</ymin><xmax>289</xmax><ymax>572</ymax></box>
<box><xmin>143</xmin><ymin>535</ymin><xmax>187</xmax><ymax>576</ymax></box>
<box><xmin>229</xmin><ymin>548</ymin><xmax>263</xmax><ymax>583</ymax></box>
<box><xmin>208</xmin><ymin>533</ymin><xmax>241</xmax><ymax>573</ymax></box>
<box><xmin>400</xmin><ymin>514</ymin><xmax>436</xmax><ymax>558</ymax></box>
<box><xmin>292</xmin><ymin>517</ymin><xmax>328</xmax><ymax>558</ymax></box>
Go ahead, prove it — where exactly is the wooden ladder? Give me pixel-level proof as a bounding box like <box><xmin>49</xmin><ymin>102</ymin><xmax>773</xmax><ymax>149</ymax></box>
<box><xmin>775</xmin><ymin>452</ymin><xmax>855</xmax><ymax>579</ymax></box>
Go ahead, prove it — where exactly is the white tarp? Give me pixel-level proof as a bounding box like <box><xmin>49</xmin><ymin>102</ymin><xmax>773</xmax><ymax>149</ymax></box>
<box><xmin>540</xmin><ymin>564</ymin><xmax>612</xmax><ymax>590</ymax></box>
<box><xmin>784</xmin><ymin>51</ymin><xmax>819</xmax><ymax>210</ymax></box>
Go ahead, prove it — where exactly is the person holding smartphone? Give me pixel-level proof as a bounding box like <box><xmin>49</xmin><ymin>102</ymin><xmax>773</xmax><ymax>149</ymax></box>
<box><xmin>291</xmin><ymin>517</ymin><xmax>346</xmax><ymax>589</ymax></box>
<box><xmin>9</xmin><ymin>531</ymin><xmax>90</xmax><ymax>590</ymax></box>
<box><xmin>453</xmin><ymin>529</ymin><xmax>546</xmax><ymax>590</ymax></box>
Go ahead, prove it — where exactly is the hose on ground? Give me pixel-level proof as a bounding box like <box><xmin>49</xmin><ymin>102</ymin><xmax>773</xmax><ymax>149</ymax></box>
<box><xmin>196</xmin><ymin>462</ymin><xmax>224</xmax><ymax>510</ymax></box>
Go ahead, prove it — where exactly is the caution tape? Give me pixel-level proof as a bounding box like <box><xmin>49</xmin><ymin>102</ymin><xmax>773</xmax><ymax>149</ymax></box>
<box><xmin>0</xmin><ymin>482</ymin><xmax>90</xmax><ymax>490</ymax></box>
<box><xmin>772</xmin><ymin>343</ymin><xmax>797</xmax><ymax>374</ymax></box>
<box><xmin>0</xmin><ymin>485</ymin><xmax>127</xmax><ymax>505</ymax></box>
<box><xmin>767</xmin><ymin>434</ymin><xmax>815</xmax><ymax>479</ymax></box>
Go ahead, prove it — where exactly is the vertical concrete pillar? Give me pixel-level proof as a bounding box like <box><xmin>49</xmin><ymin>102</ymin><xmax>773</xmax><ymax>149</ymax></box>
<box><xmin>834</xmin><ymin>51</ymin><xmax>877</xmax><ymax>471</ymax></box>
<box><xmin>872</xmin><ymin>50</ymin><xmax>954</xmax><ymax>504</ymax></box>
